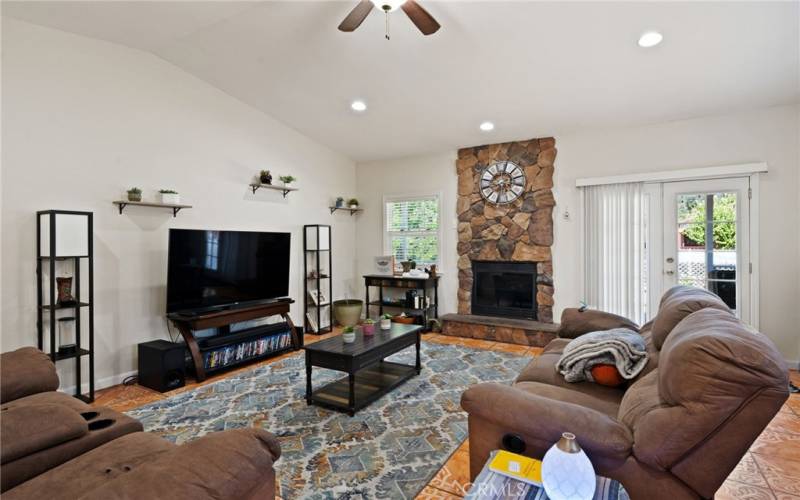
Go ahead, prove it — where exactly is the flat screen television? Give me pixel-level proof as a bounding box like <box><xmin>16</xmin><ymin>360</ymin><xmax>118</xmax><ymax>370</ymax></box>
<box><xmin>166</xmin><ymin>229</ymin><xmax>291</xmax><ymax>314</ymax></box>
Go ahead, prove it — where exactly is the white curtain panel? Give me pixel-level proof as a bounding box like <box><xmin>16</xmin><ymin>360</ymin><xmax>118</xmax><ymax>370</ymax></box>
<box><xmin>582</xmin><ymin>182</ymin><xmax>646</xmax><ymax>323</ymax></box>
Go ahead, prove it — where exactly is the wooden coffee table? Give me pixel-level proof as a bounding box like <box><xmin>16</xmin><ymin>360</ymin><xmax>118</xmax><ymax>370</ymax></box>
<box><xmin>304</xmin><ymin>323</ymin><xmax>422</xmax><ymax>416</ymax></box>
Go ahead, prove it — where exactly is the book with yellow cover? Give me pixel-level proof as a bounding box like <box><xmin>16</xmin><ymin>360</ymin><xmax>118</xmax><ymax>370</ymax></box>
<box><xmin>487</xmin><ymin>450</ymin><xmax>543</xmax><ymax>486</ymax></box>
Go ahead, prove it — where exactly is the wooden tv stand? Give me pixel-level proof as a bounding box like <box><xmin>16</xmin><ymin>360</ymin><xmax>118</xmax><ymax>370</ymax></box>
<box><xmin>168</xmin><ymin>300</ymin><xmax>298</xmax><ymax>382</ymax></box>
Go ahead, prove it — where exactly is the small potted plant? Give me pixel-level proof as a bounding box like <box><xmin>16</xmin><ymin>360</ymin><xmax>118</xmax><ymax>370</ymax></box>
<box><xmin>348</xmin><ymin>198</ymin><xmax>359</xmax><ymax>209</ymax></box>
<box><xmin>335</xmin><ymin>197</ymin><xmax>344</xmax><ymax>208</ymax></box>
<box><xmin>362</xmin><ymin>318</ymin><xmax>376</xmax><ymax>336</ymax></box>
<box><xmin>259</xmin><ymin>170</ymin><xmax>272</xmax><ymax>185</ymax></box>
<box><xmin>380</xmin><ymin>313</ymin><xmax>392</xmax><ymax>330</ymax></box>
<box><xmin>342</xmin><ymin>325</ymin><xmax>356</xmax><ymax>344</ymax></box>
<box><xmin>127</xmin><ymin>187</ymin><xmax>142</xmax><ymax>202</ymax></box>
<box><xmin>158</xmin><ymin>189</ymin><xmax>180</xmax><ymax>205</ymax></box>
<box><xmin>279</xmin><ymin>175</ymin><xmax>296</xmax><ymax>186</ymax></box>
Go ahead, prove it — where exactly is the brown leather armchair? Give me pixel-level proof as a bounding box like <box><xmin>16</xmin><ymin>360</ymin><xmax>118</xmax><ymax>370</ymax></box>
<box><xmin>461</xmin><ymin>287</ymin><xmax>789</xmax><ymax>499</ymax></box>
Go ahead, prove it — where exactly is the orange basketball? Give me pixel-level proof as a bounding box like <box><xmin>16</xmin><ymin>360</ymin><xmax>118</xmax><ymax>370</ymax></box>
<box><xmin>591</xmin><ymin>364</ymin><xmax>624</xmax><ymax>387</ymax></box>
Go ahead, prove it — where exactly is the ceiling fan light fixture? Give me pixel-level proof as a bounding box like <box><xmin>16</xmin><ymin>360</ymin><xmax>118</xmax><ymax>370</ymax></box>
<box><xmin>370</xmin><ymin>0</ymin><xmax>405</xmax><ymax>12</ymax></box>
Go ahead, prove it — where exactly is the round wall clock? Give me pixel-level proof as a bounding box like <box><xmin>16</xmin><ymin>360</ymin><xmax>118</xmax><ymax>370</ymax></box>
<box><xmin>479</xmin><ymin>161</ymin><xmax>526</xmax><ymax>205</ymax></box>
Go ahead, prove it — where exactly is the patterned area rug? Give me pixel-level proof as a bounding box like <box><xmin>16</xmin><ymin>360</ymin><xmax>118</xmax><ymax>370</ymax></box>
<box><xmin>127</xmin><ymin>341</ymin><xmax>529</xmax><ymax>499</ymax></box>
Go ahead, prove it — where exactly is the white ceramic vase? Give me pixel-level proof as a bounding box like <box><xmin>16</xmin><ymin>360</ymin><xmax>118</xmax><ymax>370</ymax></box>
<box><xmin>380</xmin><ymin>318</ymin><xmax>391</xmax><ymax>330</ymax></box>
<box><xmin>542</xmin><ymin>432</ymin><xmax>596</xmax><ymax>500</ymax></box>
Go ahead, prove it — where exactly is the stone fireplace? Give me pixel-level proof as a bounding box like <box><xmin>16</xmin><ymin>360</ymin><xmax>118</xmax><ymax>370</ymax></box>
<box><xmin>441</xmin><ymin>137</ymin><xmax>558</xmax><ymax>347</ymax></box>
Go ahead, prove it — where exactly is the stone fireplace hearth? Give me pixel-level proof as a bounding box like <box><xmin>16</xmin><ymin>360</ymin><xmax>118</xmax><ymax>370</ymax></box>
<box><xmin>442</xmin><ymin>137</ymin><xmax>558</xmax><ymax>347</ymax></box>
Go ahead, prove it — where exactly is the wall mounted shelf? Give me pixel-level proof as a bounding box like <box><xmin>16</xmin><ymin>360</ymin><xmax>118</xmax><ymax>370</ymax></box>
<box><xmin>113</xmin><ymin>201</ymin><xmax>192</xmax><ymax>217</ymax></box>
<box><xmin>329</xmin><ymin>206</ymin><xmax>362</xmax><ymax>215</ymax></box>
<box><xmin>249</xmin><ymin>183</ymin><xmax>298</xmax><ymax>197</ymax></box>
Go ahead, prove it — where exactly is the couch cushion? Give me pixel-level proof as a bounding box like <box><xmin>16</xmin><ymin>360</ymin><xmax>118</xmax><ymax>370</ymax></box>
<box><xmin>3</xmin><ymin>432</ymin><xmax>174</xmax><ymax>500</ymax></box>
<box><xmin>515</xmin><ymin>345</ymin><xmax>626</xmax><ymax>402</ymax></box>
<box><xmin>1</xmin><ymin>404</ymin><xmax>88</xmax><ymax>464</ymax></box>
<box><xmin>558</xmin><ymin>308</ymin><xmax>639</xmax><ymax>340</ymax></box>
<box><xmin>650</xmin><ymin>286</ymin><xmax>731</xmax><ymax>350</ymax></box>
<box><xmin>514</xmin><ymin>381</ymin><xmax>622</xmax><ymax>417</ymax></box>
<box><xmin>2</xmin><ymin>390</ymin><xmax>90</xmax><ymax>413</ymax></box>
<box><xmin>1</xmin><ymin>347</ymin><xmax>59</xmax><ymax>404</ymax></box>
<box><xmin>623</xmin><ymin>308</ymin><xmax>788</xmax><ymax>471</ymax></box>
<box><xmin>0</xmin><ymin>406</ymin><xmax>143</xmax><ymax>492</ymax></box>
<box><xmin>617</xmin><ymin>369</ymin><xmax>665</xmax><ymax>429</ymax></box>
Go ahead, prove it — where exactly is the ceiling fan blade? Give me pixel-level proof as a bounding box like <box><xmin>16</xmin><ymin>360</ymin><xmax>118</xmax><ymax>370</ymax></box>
<box><xmin>338</xmin><ymin>0</ymin><xmax>374</xmax><ymax>32</ymax></box>
<box><xmin>401</xmin><ymin>0</ymin><xmax>440</xmax><ymax>35</ymax></box>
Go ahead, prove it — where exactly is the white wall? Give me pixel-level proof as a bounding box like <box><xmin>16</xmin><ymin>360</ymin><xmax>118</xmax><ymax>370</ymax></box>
<box><xmin>355</xmin><ymin>152</ymin><xmax>459</xmax><ymax>316</ymax></box>
<box><xmin>1</xmin><ymin>19</ymin><xmax>358</xmax><ymax>389</ymax></box>
<box><xmin>355</xmin><ymin>104</ymin><xmax>800</xmax><ymax>363</ymax></box>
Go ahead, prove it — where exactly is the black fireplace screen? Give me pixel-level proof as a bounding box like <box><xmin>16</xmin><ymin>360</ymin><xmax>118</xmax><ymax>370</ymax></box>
<box><xmin>471</xmin><ymin>261</ymin><xmax>537</xmax><ymax>319</ymax></box>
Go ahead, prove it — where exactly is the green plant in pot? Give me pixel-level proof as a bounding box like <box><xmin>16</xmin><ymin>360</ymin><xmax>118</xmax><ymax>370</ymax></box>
<box><xmin>348</xmin><ymin>198</ymin><xmax>359</xmax><ymax>209</ymax></box>
<box><xmin>127</xmin><ymin>187</ymin><xmax>142</xmax><ymax>202</ymax></box>
<box><xmin>380</xmin><ymin>313</ymin><xmax>392</xmax><ymax>330</ymax></box>
<box><xmin>158</xmin><ymin>189</ymin><xmax>180</xmax><ymax>205</ymax></box>
<box><xmin>279</xmin><ymin>175</ymin><xmax>296</xmax><ymax>186</ymax></box>
<box><xmin>333</xmin><ymin>299</ymin><xmax>363</xmax><ymax>327</ymax></box>
<box><xmin>259</xmin><ymin>170</ymin><xmax>272</xmax><ymax>185</ymax></box>
<box><xmin>342</xmin><ymin>325</ymin><xmax>356</xmax><ymax>344</ymax></box>
<box><xmin>362</xmin><ymin>318</ymin><xmax>376</xmax><ymax>336</ymax></box>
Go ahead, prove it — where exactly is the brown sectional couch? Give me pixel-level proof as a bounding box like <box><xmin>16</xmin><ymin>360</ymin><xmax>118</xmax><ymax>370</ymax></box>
<box><xmin>461</xmin><ymin>286</ymin><xmax>789</xmax><ymax>499</ymax></box>
<box><xmin>1</xmin><ymin>346</ymin><xmax>281</xmax><ymax>499</ymax></box>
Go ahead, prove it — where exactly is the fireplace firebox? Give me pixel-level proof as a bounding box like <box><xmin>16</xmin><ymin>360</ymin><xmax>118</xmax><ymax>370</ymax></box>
<box><xmin>471</xmin><ymin>261</ymin><xmax>538</xmax><ymax>319</ymax></box>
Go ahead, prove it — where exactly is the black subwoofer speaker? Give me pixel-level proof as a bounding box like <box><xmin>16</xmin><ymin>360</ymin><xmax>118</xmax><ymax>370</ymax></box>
<box><xmin>138</xmin><ymin>340</ymin><xmax>186</xmax><ymax>393</ymax></box>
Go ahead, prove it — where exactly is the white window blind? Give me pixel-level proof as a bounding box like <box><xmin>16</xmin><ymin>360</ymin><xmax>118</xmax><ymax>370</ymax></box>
<box><xmin>384</xmin><ymin>196</ymin><xmax>440</xmax><ymax>267</ymax></box>
<box><xmin>582</xmin><ymin>182</ymin><xmax>648</xmax><ymax>324</ymax></box>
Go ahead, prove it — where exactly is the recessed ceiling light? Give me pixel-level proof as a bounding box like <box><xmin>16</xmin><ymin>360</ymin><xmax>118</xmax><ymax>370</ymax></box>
<box><xmin>479</xmin><ymin>121</ymin><xmax>495</xmax><ymax>132</ymax></box>
<box><xmin>638</xmin><ymin>31</ymin><xmax>663</xmax><ymax>48</ymax></box>
<box><xmin>351</xmin><ymin>100</ymin><xmax>367</xmax><ymax>112</ymax></box>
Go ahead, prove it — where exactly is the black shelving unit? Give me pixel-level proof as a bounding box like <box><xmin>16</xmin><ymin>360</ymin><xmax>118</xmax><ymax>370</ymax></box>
<box><xmin>36</xmin><ymin>210</ymin><xmax>95</xmax><ymax>403</ymax></box>
<box><xmin>304</xmin><ymin>225</ymin><xmax>333</xmax><ymax>334</ymax></box>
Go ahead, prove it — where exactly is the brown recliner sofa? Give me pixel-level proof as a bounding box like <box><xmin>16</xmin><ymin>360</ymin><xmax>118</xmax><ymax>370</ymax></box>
<box><xmin>461</xmin><ymin>286</ymin><xmax>789</xmax><ymax>499</ymax></box>
<box><xmin>1</xmin><ymin>346</ymin><xmax>281</xmax><ymax>499</ymax></box>
<box><xmin>1</xmin><ymin>347</ymin><xmax>144</xmax><ymax>492</ymax></box>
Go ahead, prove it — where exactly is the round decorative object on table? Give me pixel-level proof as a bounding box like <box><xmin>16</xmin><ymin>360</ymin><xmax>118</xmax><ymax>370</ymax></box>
<box><xmin>479</xmin><ymin>160</ymin><xmax>526</xmax><ymax>205</ymax></box>
<box><xmin>542</xmin><ymin>432</ymin><xmax>596</xmax><ymax>500</ymax></box>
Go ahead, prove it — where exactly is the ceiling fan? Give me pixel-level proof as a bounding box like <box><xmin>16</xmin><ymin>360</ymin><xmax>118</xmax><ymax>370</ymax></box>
<box><xmin>338</xmin><ymin>0</ymin><xmax>440</xmax><ymax>39</ymax></box>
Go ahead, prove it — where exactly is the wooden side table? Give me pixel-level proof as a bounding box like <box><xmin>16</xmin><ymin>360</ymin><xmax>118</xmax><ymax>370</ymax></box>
<box><xmin>363</xmin><ymin>274</ymin><xmax>439</xmax><ymax>328</ymax></box>
<box><xmin>465</xmin><ymin>450</ymin><xmax>629</xmax><ymax>500</ymax></box>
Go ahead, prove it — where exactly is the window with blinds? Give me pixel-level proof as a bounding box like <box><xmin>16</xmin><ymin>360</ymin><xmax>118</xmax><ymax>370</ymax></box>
<box><xmin>384</xmin><ymin>195</ymin><xmax>440</xmax><ymax>267</ymax></box>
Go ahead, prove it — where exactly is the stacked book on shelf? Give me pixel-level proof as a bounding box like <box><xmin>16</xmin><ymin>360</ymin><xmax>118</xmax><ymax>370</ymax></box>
<box><xmin>202</xmin><ymin>331</ymin><xmax>292</xmax><ymax>371</ymax></box>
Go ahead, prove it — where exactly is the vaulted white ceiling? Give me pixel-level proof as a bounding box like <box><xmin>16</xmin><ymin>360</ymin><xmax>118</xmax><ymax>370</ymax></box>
<box><xmin>4</xmin><ymin>1</ymin><xmax>799</xmax><ymax>162</ymax></box>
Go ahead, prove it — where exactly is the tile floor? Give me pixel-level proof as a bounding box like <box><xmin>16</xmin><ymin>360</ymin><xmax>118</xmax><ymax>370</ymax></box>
<box><xmin>94</xmin><ymin>330</ymin><xmax>800</xmax><ymax>499</ymax></box>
